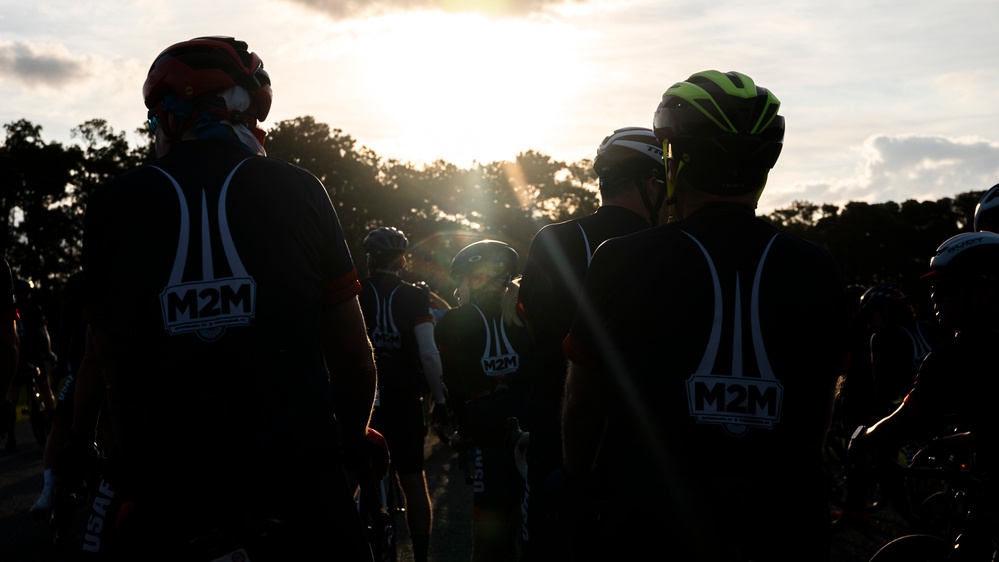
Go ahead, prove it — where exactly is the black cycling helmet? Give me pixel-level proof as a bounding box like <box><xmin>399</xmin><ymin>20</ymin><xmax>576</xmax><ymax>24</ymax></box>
<box><xmin>593</xmin><ymin>127</ymin><xmax>666</xmax><ymax>182</ymax></box>
<box><xmin>363</xmin><ymin>226</ymin><xmax>409</xmax><ymax>255</ymax></box>
<box><xmin>973</xmin><ymin>182</ymin><xmax>999</xmax><ymax>233</ymax></box>
<box><xmin>922</xmin><ymin>232</ymin><xmax>999</xmax><ymax>280</ymax></box>
<box><xmin>13</xmin><ymin>278</ymin><xmax>32</xmax><ymax>295</ymax></box>
<box><xmin>858</xmin><ymin>283</ymin><xmax>908</xmax><ymax>316</ymax></box>
<box><xmin>653</xmin><ymin>70</ymin><xmax>784</xmax><ymax>203</ymax></box>
<box><xmin>593</xmin><ymin>127</ymin><xmax>669</xmax><ymax>225</ymax></box>
<box><xmin>450</xmin><ymin>240</ymin><xmax>519</xmax><ymax>284</ymax></box>
<box><xmin>143</xmin><ymin>36</ymin><xmax>272</xmax><ymax>121</ymax></box>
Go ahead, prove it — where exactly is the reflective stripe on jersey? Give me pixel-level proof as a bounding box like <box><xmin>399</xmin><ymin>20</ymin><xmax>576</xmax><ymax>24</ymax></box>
<box><xmin>368</xmin><ymin>283</ymin><xmax>404</xmax><ymax>350</ymax></box>
<box><xmin>578</xmin><ymin>223</ymin><xmax>593</xmax><ymax>267</ymax></box>
<box><xmin>150</xmin><ymin>160</ymin><xmax>257</xmax><ymax>342</ymax></box>
<box><xmin>473</xmin><ymin>305</ymin><xmax>521</xmax><ymax>379</ymax></box>
<box><xmin>682</xmin><ymin>230</ymin><xmax>784</xmax><ymax>434</ymax></box>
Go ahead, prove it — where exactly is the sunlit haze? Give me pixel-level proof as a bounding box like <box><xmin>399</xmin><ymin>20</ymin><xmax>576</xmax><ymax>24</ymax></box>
<box><xmin>1</xmin><ymin>0</ymin><xmax>998</xmax><ymax>215</ymax></box>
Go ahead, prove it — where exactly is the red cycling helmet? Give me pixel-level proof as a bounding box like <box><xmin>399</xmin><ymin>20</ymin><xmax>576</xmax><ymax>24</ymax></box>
<box><xmin>142</xmin><ymin>36</ymin><xmax>272</xmax><ymax>121</ymax></box>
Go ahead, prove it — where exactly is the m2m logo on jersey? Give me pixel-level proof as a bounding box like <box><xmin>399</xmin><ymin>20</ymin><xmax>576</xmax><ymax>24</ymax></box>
<box><xmin>682</xmin><ymin>231</ymin><xmax>784</xmax><ymax>437</ymax></box>
<box><xmin>154</xmin><ymin>160</ymin><xmax>257</xmax><ymax>342</ymax></box>
<box><xmin>474</xmin><ymin>305</ymin><xmax>520</xmax><ymax>379</ymax></box>
<box><xmin>369</xmin><ymin>284</ymin><xmax>403</xmax><ymax>350</ymax></box>
<box><xmin>162</xmin><ymin>278</ymin><xmax>255</xmax><ymax>336</ymax></box>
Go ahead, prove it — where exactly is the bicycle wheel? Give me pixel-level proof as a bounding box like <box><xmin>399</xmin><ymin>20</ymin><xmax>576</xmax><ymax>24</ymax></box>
<box><xmin>359</xmin><ymin>478</ymin><xmax>397</xmax><ymax>562</ymax></box>
<box><xmin>868</xmin><ymin>534</ymin><xmax>950</xmax><ymax>562</ymax></box>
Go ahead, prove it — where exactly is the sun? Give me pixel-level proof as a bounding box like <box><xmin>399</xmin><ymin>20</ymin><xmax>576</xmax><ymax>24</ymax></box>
<box><xmin>349</xmin><ymin>11</ymin><xmax>586</xmax><ymax>166</ymax></box>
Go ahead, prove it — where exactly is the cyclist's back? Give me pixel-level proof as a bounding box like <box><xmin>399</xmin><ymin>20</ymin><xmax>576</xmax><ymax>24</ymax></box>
<box><xmin>517</xmin><ymin>127</ymin><xmax>666</xmax><ymax>560</ymax></box>
<box><xmin>358</xmin><ymin>226</ymin><xmax>445</xmax><ymax>562</ymax></box>
<box><xmin>81</xmin><ymin>37</ymin><xmax>374</xmax><ymax>561</ymax></box>
<box><xmin>561</xmin><ymin>71</ymin><xmax>849</xmax><ymax>561</ymax></box>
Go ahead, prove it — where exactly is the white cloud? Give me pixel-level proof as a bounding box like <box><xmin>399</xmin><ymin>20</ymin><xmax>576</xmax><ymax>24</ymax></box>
<box><xmin>280</xmin><ymin>0</ymin><xmax>586</xmax><ymax>18</ymax></box>
<box><xmin>762</xmin><ymin>134</ymin><xmax>999</xmax><ymax>214</ymax></box>
<box><xmin>0</xmin><ymin>41</ymin><xmax>89</xmax><ymax>88</ymax></box>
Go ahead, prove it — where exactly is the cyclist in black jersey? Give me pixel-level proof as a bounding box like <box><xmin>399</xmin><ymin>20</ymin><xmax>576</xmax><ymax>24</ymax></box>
<box><xmin>516</xmin><ymin>126</ymin><xmax>666</xmax><ymax>561</ymax></box>
<box><xmin>435</xmin><ymin>240</ymin><xmax>533</xmax><ymax>562</ymax></box>
<box><xmin>358</xmin><ymin>226</ymin><xmax>447</xmax><ymax>562</ymax></box>
<box><xmin>0</xmin><ymin>257</ymin><xmax>18</xmax><ymax>442</ymax></box>
<box><xmin>560</xmin><ymin>70</ymin><xmax>850</xmax><ymax>561</ymax></box>
<box><xmin>4</xmin><ymin>277</ymin><xmax>57</xmax><ymax>452</ymax></box>
<box><xmin>973</xmin><ymin>181</ymin><xmax>999</xmax><ymax>233</ymax></box>
<box><xmin>849</xmin><ymin>232</ymin><xmax>999</xmax><ymax>557</ymax></box>
<box><xmin>834</xmin><ymin>282</ymin><xmax>947</xmax><ymax>527</ymax></box>
<box><xmin>31</xmin><ymin>271</ymin><xmax>88</xmax><ymax>518</ymax></box>
<box><xmin>77</xmin><ymin>36</ymin><xmax>377</xmax><ymax>561</ymax></box>
<box><xmin>860</xmin><ymin>283</ymin><xmax>945</xmax><ymax>418</ymax></box>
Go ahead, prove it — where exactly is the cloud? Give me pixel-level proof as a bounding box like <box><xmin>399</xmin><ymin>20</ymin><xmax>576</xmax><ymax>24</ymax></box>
<box><xmin>0</xmin><ymin>41</ymin><xmax>90</xmax><ymax>88</ymax></box>
<box><xmin>772</xmin><ymin>134</ymin><xmax>999</xmax><ymax>212</ymax></box>
<box><xmin>281</xmin><ymin>0</ymin><xmax>583</xmax><ymax>18</ymax></box>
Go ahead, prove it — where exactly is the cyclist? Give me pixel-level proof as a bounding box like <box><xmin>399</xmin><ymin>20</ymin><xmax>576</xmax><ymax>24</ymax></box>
<box><xmin>515</xmin><ymin>126</ymin><xmax>666</xmax><ymax>560</ymax></box>
<box><xmin>0</xmin><ymin>257</ymin><xmax>18</xmax><ymax>442</ymax></box>
<box><xmin>849</xmin><ymin>231</ymin><xmax>999</xmax><ymax>556</ymax></box>
<box><xmin>973</xmin><ymin>181</ymin><xmax>999</xmax><ymax>233</ymax></box>
<box><xmin>358</xmin><ymin>226</ymin><xmax>447</xmax><ymax>562</ymax></box>
<box><xmin>435</xmin><ymin>240</ymin><xmax>533</xmax><ymax>562</ymax></box>
<box><xmin>77</xmin><ymin>36</ymin><xmax>376</xmax><ymax>560</ymax></box>
<box><xmin>859</xmin><ymin>283</ymin><xmax>945</xmax><ymax>419</ymax></box>
<box><xmin>3</xmin><ymin>277</ymin><xmax>57</xmax><ymax>452</ymax></box>
<box><xmin>31</xmin><ymin>271</ymin><xmax>88</xmax><ymax>518</ymax></box>
<box><xmin>833</xmin><ymin>282</ymin><xmax>947</xmax><ymax>528</ymax></box>
<box><xmin>560</xmin><ymin>70</ymin><xmax>850</xmax><ymax>560</ymax></box>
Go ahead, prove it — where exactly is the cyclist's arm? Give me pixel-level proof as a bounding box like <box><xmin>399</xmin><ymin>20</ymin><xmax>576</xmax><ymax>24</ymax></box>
<box><xmin>322</xmin><ymin>295</ymin><xmax>377</xmax><ymax>450</ymax></box>
<box><xmin>414</xmin><ymin>320</ymin><xmax>446</xmax><ymax>405</ymax></box>
<box><xmin>70</xmin><ymin>327</ymin><xmax>107</xmax><ymax>441</ymax></box>
<box><xmin>561</xmin><ymin>359</ymin><xmax>607</xmax><ymax>477</ymax></box>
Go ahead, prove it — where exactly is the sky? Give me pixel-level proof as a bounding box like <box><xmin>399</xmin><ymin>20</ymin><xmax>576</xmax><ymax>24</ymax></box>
<box><xmin>1</xmin><ymin>0</ymin><xmax>998</xmax><ymax>215</ymax></box>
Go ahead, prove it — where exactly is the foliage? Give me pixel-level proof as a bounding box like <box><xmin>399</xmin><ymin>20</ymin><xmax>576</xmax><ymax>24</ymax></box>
<box><xmin>0</xmin><ymin>115</ymin><xmax>984</xmax><ymax>318</ymax></box>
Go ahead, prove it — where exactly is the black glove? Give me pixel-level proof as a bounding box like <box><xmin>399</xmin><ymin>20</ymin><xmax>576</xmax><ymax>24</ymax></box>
<box><xmin>345</xmin><ymin>427</ymin><xmax>390</xmax><ymax>484</ymax></box>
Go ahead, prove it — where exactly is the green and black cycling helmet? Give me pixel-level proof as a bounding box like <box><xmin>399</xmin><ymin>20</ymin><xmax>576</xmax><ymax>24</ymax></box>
<box><xmin>143</xmin><ymin>36</ymin><xmax>272</xmax><ymax>122</ymax></box>
<box><xmin>363</xmin><ymin>226</ymin><xmax>409</xmax><ymax>255</ymax></box>
<box><xmin>653</xmin><ymin>70</ymin><xmax>784</xmax><ymax>212</ymax></box>
<box><xmin>973</xmin><ymin>182</ymin><xmax>999</xmax><ymax>233</ymax></box>
<box><xmin>450</xmin><ymin>240</ymin><xmax>519</xmax><ymax>285</ymax></box>
<box><xmin>922</xmin><ymin>232</ymin><xmax>999</xmax><ymax>281</ymax></box>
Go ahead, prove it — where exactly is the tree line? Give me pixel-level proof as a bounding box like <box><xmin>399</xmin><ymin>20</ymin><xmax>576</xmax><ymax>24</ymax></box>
<box><xmin>1</xmin><ymin>116</ymin><xmax>982</xmax><ymax>325</ymax></box>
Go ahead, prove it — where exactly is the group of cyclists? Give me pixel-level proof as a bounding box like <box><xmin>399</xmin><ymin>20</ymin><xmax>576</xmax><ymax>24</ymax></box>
<box><xmin>1</xmin><ymin>34</ymin><xmax>996</xmax><ymax>562</ymax></box>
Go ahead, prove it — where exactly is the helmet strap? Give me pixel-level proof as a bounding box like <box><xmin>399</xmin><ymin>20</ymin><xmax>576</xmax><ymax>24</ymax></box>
<box><xmin>666</xmin><ymin>159</ymin><xmax>685</xmax><ymax>221</ymax></box>
<box><xmin>635</xmin><ymin>176</ymin><xmax>667</xmax><ymax>227</ymax></box>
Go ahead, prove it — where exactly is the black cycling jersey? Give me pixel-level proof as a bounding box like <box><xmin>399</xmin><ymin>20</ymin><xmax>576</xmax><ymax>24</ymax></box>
<box><xmin>518</xmin><ymin>205</ymin><xmax>650</xmax><ymax>403</ymax></box>
<box><xmin>870</xmin><ymin>320</ymin><xmax>945</xmax><ymax>416</ymax></box>
<box><xmin>435</xmin><ymin>296</ymin><xmax>533</xmax><ymax>510</ymax></box>
<box><xmin>563</xmin><ymin>202</ymin><xmax>850</xmax><ymax>559</ymax></box>
<box><xmin>82</xmin><ymin>139</ymin><xmax>363</xmax><ymax>556</ymax></box>
<box><xmin>905</xmin><ymin>329</ymin><xmax>997</xmax><ymax>472</ymax></box>
<box><xmin>359</xmin><ymin>272</ymin><xmax>434</xmax><ymax>393</ymax></box>
<box><xmin>359</xmin><ymin>272</ymin><xmax>435</xmax><ymax>473</ymax></box>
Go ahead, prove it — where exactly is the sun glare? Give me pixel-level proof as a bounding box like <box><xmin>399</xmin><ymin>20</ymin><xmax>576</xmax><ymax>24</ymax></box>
<box><xmin>353</xmin><ymin>12</ymin><xmax>583</xmax><ymax>166</ymax></box>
